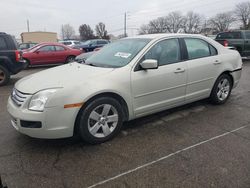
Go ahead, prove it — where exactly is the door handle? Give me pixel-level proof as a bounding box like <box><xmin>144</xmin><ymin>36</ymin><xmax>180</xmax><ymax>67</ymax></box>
<box><xmin>213</xmin><ymin>60</ymin><xmax>222</xmax><ymax>65</ymax></box>
<box><xmin>174</xmin><ymin>68</ymin><xmax>185</xmax><ymax>73</ymax></box>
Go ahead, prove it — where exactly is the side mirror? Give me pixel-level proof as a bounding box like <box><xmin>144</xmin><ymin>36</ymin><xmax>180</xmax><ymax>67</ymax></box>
<box><xmin>140</xmin><ymin>59</ymin><xmax>158</xmax><ymax>70</ymax></box>
<box><xmin>35</xmin><ymin>51</ymin><xmax>40</xmax><ymax>54</ymax></box>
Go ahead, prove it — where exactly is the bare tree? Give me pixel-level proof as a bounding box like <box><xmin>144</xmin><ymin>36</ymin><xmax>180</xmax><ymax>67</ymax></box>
<box><xmin>164</xmin><ymin>11</ymin><xmax>185</xmax><ymax>33</ymax></box>
<box><xmin>234</xmin><ymin>1</ymin><xmax>250</xmax><ymax>29</ymax></box>
<box><xmin>61</xmin><ymin>24</ymin><xmax>75</xmax><ymax>40</ymax></box>
<box><xmin>138</xmin><ymin>24</ymin><xmax>150</xmax><ymax>35</ymax></box>
<box><xmin>148</xmin><ymin>17</ymin><xmax>167</xmax><ymax>33</ymax></box>
<box><xmin>183</xmin><ymin>11</ymin><xmax>203</xmax><ymax>34</ymax></box>
<box><xmin>79</xmin><ymin>24</ymin><xmax>95</xmax><ymax>40</ymax></box>
<box><xmin>138</xmin><ymin>12</ymin><xmax>185</xmax><ymax>34</ymax></box>
<box><xmin>95</xmin><ymin>22</ymin><xmax>109</xmax><ymax>39</ymax></box>
<box><xmin>208</xmin><ymin>12</ymin><xmax>235</xmax><ymax>32</ymax></box>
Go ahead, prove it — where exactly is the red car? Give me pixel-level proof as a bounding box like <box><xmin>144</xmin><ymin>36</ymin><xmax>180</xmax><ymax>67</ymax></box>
<box><xmin>22</xmin><ymin>43</ymin><xmax>82</xmax><ymax>66</ymax></box>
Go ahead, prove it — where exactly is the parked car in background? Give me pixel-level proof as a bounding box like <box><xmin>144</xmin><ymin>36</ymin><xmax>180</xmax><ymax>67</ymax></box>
<box><xmin>18</xmin><ymin>42</ymin><xmax>38</xmax><ymax>50</ymax></box>
<box><xmin>60</xmin><ymin>40</ymin><xmax>81</xmax><ymax>47</ymax></box>
<box><xmin>72</xmin><ymin>39</ymin><xmax>109</xmax><ymax>52</ymax></box>
<box><xmin>215</xmin><ymin>30</ymin><xmax>250</xmax><ymax>59</ymax></box>
<box><xmin>0</xmin><ymin>32</ymin><xmax>26</xmax><ymax>86</ymax></box>
<box><xmin>7</xmin><ymin>34</ymin><xmax>242</xmax><ymax>144</ymax></box>
<box><xmin>75</xmin><ymin>51</ymin><xmax>95</xmax><ymax>63</ymax></box>
<box><xmin>22</xmin><ymin>43</ymin><xmax>81</xmax><ymax>66</ymax></box>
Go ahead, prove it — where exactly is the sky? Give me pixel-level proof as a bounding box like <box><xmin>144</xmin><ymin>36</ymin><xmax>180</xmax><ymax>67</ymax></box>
<box><xmin>0</xmin><ymin>0</ymin><xmax>246</xmax><ymax>39</ymax></box>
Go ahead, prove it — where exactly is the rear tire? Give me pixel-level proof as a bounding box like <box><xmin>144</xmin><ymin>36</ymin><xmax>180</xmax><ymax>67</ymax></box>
<box><xmin>0</xmin><ymin>65</ymin><xmax>10</xmax><ymax>86</ymax></box>
<box><xmin>77</xmin><ymin>97</ymin><xmax>124</xmax><ymax>144</ymax></box>
<box><xmin>210</xmin><ymin>74</ymin><xmax>232</xmax><ymax>105</ymax></box>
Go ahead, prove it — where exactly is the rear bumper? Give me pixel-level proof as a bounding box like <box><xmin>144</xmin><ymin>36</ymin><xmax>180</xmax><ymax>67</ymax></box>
<box><xmin>230</xmin><ymin>68</ymin><xmax>242</xmax><ymax>88</ymax></box>
<box><xmin>9</xmin><ymin>60</ymin><xmax>28</xmax><ymax>74</ymax></box>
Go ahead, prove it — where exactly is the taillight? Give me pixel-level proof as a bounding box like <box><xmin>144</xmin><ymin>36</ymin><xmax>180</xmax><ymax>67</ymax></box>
<box><xmin>15</xmin><ymin>50</ymin><xmax>21</xmax><ymax>62</ymax></box>
<box><xmin>223</xmin><ymin>40</ymin><xmax>229</xmax><ymax>47</ymax></box>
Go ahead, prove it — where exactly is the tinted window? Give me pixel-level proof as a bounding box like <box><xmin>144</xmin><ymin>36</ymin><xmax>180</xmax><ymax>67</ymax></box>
<box><xmin>245</xmin><ymin>32</ymin><xmax>250</xmax><ymax>39</ymax></box>
<box><xmin>19</xmin><ymin>43</ymin><xmax>28</xmax><ymax>49</ymax></box>
<box><xmin>97</xmin><ymin>40</ymin><xmax>108</xmax><ymax>45</ymax></box>
<box><xmin>55</xmin><ymin>46</ymin><xmax>65</xmax><ymax>51</ymax></box>
<box><xmin>29</xmin><ymin>43</ymin><xmax>37</xmax><ymax>48</ymax></box>
<box><xmin>216</xmin><ymin>32</ymin><xmax>242</xmax><ymax>39</ymax></box>
<box><xmin>63</xmin><ymin>42</ymin><xmax>72</xmax><ymax>45</ymax></box>
<box><xmin>0</xmin><ymin>37</ymin><xmax>7</xmax><ymax>50</ymax></box>
<box><xmin>143</xmin><ymin>39</ymin><xmax>180</xmax><ymax>66</ymax></box>
<box><xmin>184</xmin><ymin>38</ymin><xmax>210</xmax><ymax>59</ymax></box>
<box><xmin>38</xmin><ymin>45</ymin><xmax>55</xmax><ymax>52</ymax></box>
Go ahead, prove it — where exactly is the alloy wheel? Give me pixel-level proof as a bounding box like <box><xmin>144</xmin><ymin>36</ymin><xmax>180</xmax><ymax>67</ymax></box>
<box><xmin>216</xmin><ymin>78</ymin><xmax>230</xmax><ymax>101</ymax></box>
<box><xmin>87</xmin><ymin>104</ymin><xmax>119</xmax><ymax>138</ymax></box>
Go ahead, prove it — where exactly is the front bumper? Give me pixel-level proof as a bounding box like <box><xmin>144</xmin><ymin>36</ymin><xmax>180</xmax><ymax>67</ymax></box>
<box><xmin>7</xmin><ymin>97</ymin><xmax>79</xmax><ymax>139</ymax></box>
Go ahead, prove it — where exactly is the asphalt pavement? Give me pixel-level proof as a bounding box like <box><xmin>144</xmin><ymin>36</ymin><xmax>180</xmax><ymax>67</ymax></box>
<box><xmin>0</xmin><ymin>63</ymin><xmax>250</xmax><ymax>188</ymax></box>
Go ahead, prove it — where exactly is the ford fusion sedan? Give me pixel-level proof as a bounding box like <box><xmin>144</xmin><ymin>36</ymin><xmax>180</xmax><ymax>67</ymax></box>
<box><xmin>22</xmin><ymin>43</ymin><xmax>82</xmax><ymax>66</ymax></box>
<box><xmin>7</xmin><ymin>34</ymin><xmax>242</xmax><ymax>144</ymax></box>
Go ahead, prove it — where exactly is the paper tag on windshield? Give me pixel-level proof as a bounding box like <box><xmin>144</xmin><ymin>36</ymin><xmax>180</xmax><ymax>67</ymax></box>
<box><xmin>114</xmin><ymin>52</ymin><xmax>131</xmax><ymax>58</ymax></box>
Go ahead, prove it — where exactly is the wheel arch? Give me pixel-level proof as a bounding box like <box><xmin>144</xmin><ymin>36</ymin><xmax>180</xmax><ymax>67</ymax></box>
<box><xmin>73</xmin><ymin>92</ymin><xmax>130</xmax><ymax>135</ymax></box>
<box><xmin>210</xmin><ymin>70</ymin><xmax>234</xmax><ymax>97</ymax></box>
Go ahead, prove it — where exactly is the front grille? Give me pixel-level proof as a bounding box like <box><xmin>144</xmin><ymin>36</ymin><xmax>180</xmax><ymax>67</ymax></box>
<box><xmin>11</xmin><ymin>88</ymin><xmax>30</xmax><ymax>107</ymax></box>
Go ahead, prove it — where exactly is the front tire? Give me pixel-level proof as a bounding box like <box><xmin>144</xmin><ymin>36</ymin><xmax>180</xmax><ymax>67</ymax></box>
<box><xmin>210</xmin><ymin>74</ymin><xmax>232</xmax><ymax>104</ymax></box>
<box><xmin>77</xmin><ymin>97</ymin><xmax>124</xmax><ymax>144</ymax></box>
<box><xmin>0</xmin><ymin>65</ymin><xmax>10</xmax><ymax>86</ymax></box>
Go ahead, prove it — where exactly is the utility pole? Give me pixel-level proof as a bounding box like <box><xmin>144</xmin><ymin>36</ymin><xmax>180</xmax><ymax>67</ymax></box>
<box><xmin>124</xmin><ymin>12</ymin><xmax>127</xmax><ymax>37</ymax></box>
<box><xmin>27</xmin><ymin>19</ymin><xmax>30</xmax><ymax>32</ymax></box>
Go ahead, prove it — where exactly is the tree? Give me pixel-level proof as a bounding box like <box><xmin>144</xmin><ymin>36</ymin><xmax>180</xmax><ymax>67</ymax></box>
<box><xmin>95</xmin><ymin>22</ymin><xmax>109</xmax><ymax>39</ymax></box>
<box><xmin>139</xmin><ymin>12</ymin><xmax>185</xmax><ymax>34</ymax></box>
<box><xmin>148</xmin><ymin>17</ymin><xmax>167</xmax><ymax>33</ymax></box>
<box><xmin>79</xmin><ymin>24</ymin><xmax>95</xmax><ymax>40</ymax></box>
<box><xmin>234</xmin><ymin>1</ymin><xmax>250</xmax><ymax>29</ymax></box>
<box><xmin>183</xmin><ymin>11</ymin><xmax>203</xmax><ymax>34</ymax></box>
<box><xmin>61</xmin><ymin>24</ymin><xmax>75</xmax><ymax>40</ymax></box>
<box><xmin>208</xmin><ymin>12</ymin><xmax>235</xmax><ymax>32</ymax></box>
<box><xmin>165</xmin><ymin>11</ymin><xmax>185</xmax><ymax>33</ymax></box>
<box><xmin>138</xmin><ymin>24</ymin><xmax>150</xmax><ymax>35</ymax></box>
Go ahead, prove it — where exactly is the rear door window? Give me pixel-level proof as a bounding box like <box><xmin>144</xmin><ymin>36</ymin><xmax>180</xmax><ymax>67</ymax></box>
<box><xmin>55</xmin><ymin>46</ymin><xmax>65</xmax><ymax>51</ymax></box>
<box><xmin>184</xmin><ymin>38</ymin><xmax>210</xmax><ymax>59</ymax></box>
<box><xmin>38</xmin><ymin>45</ymin><xmax>55</xmax><ymax>52</ymax></box>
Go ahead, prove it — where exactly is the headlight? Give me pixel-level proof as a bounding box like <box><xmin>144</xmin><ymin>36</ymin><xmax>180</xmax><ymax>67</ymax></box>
<box><xmin>28</xmin><ymin>89</ymin><xmax>58</xmax><ymax>112</ymax></box>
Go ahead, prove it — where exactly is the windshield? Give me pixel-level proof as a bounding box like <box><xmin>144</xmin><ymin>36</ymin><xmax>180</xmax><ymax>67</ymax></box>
<box><xmin>85</xmin><ymin>38</ymin><xmax>151</xmax><ymax>68</ymax></box>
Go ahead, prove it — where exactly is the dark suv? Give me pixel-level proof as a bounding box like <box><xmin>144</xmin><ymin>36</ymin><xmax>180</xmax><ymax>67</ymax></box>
<box><xmin>73</xmin><ymin>39</ymin><xmax>109</xmax><ymax>52</ymax></box>
<box><xmin>215</xmin><ymin>30</ymin><xmax>250</xmax><ymax>58</ymax></box>
<box><xmin>0</xmin><ymin>32</ymin><xmax>27</xmax><ymax>86</ymax></box>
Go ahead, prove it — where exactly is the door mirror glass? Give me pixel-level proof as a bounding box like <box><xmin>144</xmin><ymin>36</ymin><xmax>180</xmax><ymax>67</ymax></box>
<box><xmin>140</xmin><ymin>59</ymin><xmax>158</xmax><ymax>70</ymax></box>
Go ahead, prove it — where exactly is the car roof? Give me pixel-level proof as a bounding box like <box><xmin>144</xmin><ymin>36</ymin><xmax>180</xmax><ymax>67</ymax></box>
<box><xmin>127</xmin><ymin>33</ymin><xmax>205</xmax><ymax>40</ymax></box>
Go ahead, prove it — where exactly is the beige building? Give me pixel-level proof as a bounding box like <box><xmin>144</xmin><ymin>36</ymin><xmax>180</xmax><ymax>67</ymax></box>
<box><xmin>21</xmin><ymin>31</ymin><xmax>57</xmax><ymax>43</ymax></box>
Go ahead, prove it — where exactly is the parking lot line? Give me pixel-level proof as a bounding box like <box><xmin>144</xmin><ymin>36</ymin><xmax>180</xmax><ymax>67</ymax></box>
<box><xmin>87</xmin><ymin>125</ymin><xmax>249</xmax><ymax>188</ymax></box>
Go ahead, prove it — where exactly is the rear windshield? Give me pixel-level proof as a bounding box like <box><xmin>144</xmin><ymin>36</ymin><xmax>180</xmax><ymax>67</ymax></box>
<box><xmin>216</xmin><ymin>32</ymin><xmax>242</xmax><ymax>39</ymax></box>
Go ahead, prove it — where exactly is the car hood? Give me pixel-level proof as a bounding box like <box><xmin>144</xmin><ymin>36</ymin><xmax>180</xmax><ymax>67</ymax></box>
<box><xmin>15</xmin><ymin>62</ymin><xmax>114</xmax><ymax>94</ymax></box>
